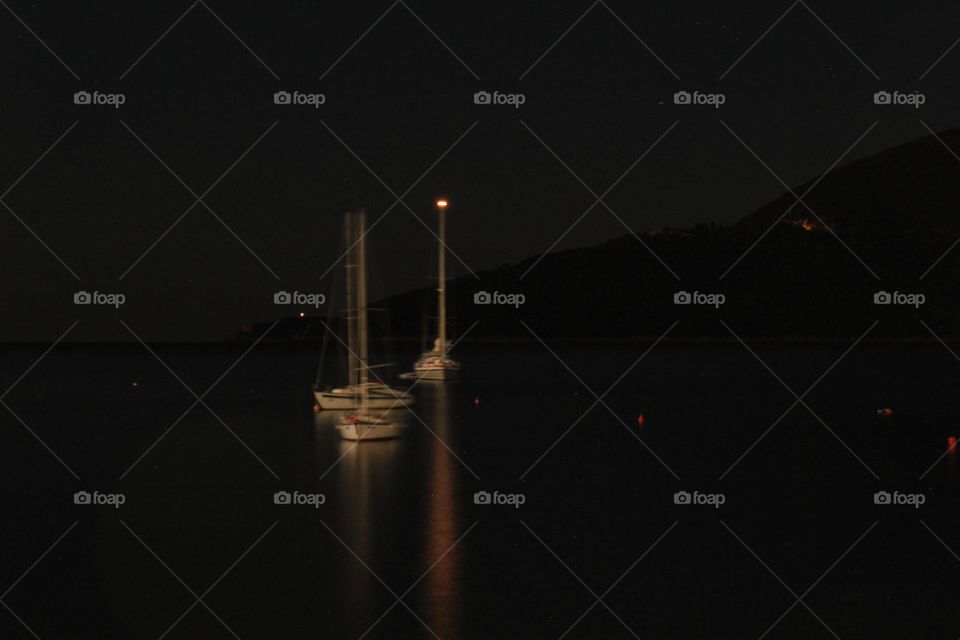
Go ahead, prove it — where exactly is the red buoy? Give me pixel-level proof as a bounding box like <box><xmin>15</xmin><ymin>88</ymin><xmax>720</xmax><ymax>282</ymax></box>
<box><xmin>949</xmin><ymin>436</ymin><xmax>957</xmax><ymax>454</ymax></box>
<box><xmin>637</xmin><ymin>414</ymin><xmax>645</xmax><ymax>428</ymax></box>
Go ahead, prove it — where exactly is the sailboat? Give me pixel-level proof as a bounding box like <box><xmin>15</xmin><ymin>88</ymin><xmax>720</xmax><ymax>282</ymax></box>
<box><xmin>402</xmin><ymin>199</ymin><xmax>461</xmax><ymax>381</ymax></box>
<box><xmin>314</xmin><ymin>210</ymin><xmax>414</xmax><ymax>411</ymax></box>
<box><xmin>337</xmin><ymin>210</ymin><xmax>406</xmax><ymax>441</ymax></box>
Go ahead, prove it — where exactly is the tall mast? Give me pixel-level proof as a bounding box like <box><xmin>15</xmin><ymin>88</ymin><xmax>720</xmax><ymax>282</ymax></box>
<box><xmin>344</xmin><ymin>212</ymin><xmax>357</xmax><ymax>388</ymax></box>
<box><xmin>357</xmin><ymin>210</ymin><xmax>369</xmax><ymax>395</ymax></box>
<box><xmin>437</xmin><ymin>200</ymin><xmax>447</xmax><ymax>353</ymax></box>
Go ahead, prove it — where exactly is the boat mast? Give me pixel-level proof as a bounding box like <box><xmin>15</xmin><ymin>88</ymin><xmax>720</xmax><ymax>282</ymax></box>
<box><xmin>345</xmin><ymin>211</ymin><xmax>357</xmax><ymax>389</ymax></box>
<box><xmin>437</xmin><ymin>200</ymin><xmax>447</xmax><ymax>354</ymax></box>
<box><xmin>357</xmin><ymin>210</ymin><xmax>369</xmax><ymax>413</ymax></box>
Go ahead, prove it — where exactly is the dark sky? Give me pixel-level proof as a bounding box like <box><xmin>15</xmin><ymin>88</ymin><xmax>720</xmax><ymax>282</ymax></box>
<box><xmin>3</xmin><ymin>1</ymin><xmax>960</xmax><ymax>341</ymax></box>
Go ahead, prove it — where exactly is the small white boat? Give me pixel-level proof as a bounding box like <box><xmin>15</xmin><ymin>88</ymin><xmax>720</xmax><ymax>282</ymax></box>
<box><xmin>402</xmin><ymin>339</ymin><xmax>461</xmax><ymax>381</ymax></box>
<box><xmin>404</xmin><ymin>199</ymin><xmax>461</xmax><ymax>381</ymax></box>
<box><xmin>314</xmin><ymin>382</ymin><xmax>413</xmax><ymax>409</ymax></box>
<box><xmin>337</xmin><ymin>414</ymin><xmax>404</xmax><ymax>441</ymax></box>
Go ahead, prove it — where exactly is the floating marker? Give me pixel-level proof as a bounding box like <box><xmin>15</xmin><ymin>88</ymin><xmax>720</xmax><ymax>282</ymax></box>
<box><xmin>949</xmin><ymin>436</ymin><xmax>957</xmax><ymax>453</ymax></box>
<box><xmin>637</xmin><ymin>414</ymin><xmax>645</xmax><ymax>428</ymax></box>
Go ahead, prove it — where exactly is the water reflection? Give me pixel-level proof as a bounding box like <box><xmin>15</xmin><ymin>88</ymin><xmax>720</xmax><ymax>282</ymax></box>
<box><xmin>421</xmin><ymin>384</ymin><xmax>463</xmax><ymax>636</ymax></box>
<box><xmin>312</xmin><ymin>409</ymin><xmax>407</xmax><ymax>631</ymax></box>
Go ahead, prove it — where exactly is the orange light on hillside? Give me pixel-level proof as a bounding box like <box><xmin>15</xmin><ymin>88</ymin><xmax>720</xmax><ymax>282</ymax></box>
<box><xmin>436</xmin><ymin>199</ymin><xmax>448</xmax><ymax>208</ymax></box>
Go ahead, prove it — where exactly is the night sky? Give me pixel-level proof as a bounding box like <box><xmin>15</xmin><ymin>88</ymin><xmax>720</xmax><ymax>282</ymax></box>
<box><xmin>3</xmin><ymin>1</ymin><xmax>960</xmax><ymax>340</ymax></box>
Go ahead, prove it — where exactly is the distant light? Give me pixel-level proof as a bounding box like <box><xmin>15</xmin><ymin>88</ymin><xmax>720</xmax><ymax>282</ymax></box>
<box><xmin>436</xmin><ymin>199</ymin><xmax>448</xmax><ymax>208</ymax></box>
<box><xmin>298</xmin><ymin>312</ymin><xmax>305</xmax><ymax>318</ymax></box>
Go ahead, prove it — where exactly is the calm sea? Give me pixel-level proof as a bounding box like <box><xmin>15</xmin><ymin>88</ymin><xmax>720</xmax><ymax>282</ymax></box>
<box><xmin>1</xmin><ymin>343</ymin><xmax>959</xmax><ymax>638</ymax></box>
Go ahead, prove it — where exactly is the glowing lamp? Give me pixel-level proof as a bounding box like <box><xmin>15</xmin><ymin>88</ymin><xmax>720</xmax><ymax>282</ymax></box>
<box><xmin>436</xmin><ymin>199</ymin><xmax>448</xmax><ymax>208</ymax></box>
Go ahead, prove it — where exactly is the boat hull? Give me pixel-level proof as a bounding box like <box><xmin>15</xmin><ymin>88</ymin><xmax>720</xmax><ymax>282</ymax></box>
<box><xmin>337</xmin><ymin>420</ymin><xmax>403</xmax><ymax>441</ymax></box>
<box><xmin>314</xmin><ymin>384</ymin><xmax>414</xmax><ymax>410</ymax></box>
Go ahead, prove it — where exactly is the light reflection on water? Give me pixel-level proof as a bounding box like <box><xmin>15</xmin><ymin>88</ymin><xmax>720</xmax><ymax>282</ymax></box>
<box><xmin>310</xmin><ymin>388</ymin><xmax>463</xmax><ymax>637</ymax></box>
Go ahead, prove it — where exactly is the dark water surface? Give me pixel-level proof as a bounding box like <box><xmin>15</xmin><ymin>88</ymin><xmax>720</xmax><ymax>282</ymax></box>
<box><xmin>2</xmin><ymin>343</ymin><xmax>960</xmax><ymax>638</ymax></box>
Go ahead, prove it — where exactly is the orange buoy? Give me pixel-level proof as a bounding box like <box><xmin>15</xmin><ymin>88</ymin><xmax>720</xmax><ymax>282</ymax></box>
<box><xmin>949</xmin><ymin>436</ymin><xmax>957</xmax><ymax>453</ymax></box>
<box><xmin>637</xmin><ymin>414</ymin><xmax>645</xmax><ymax>428</ymax></box>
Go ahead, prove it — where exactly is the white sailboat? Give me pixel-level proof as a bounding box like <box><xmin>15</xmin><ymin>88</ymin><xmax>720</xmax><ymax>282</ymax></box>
<box><xmin>337</xmin><ymin>210</ymin><xmax>405</xmax><ymax>441</ymax></box>
<box><xmin>314</xmin><ymin>210</ymin><xmax>413</xmax><ymax>411</ymax></box>
<box><xmin>403</xmin><ymin>199</ymin><xmax>461</xmax><ymax>381</ymax></box>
